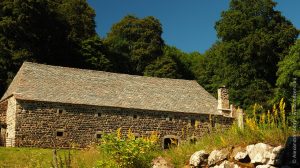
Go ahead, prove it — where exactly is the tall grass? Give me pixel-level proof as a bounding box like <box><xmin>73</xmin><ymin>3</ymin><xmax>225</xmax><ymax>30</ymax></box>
<box><xmin>0</xmin><ymin>146</ymin><xmax>104</xmax><ymax>168</ymax></box>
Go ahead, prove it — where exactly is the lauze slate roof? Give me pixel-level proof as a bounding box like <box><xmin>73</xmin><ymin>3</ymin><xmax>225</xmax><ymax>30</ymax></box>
<box><xmin>1</xmin><ymin>62</ymin><xmax>219</xmax><ymax>115</ymax></box>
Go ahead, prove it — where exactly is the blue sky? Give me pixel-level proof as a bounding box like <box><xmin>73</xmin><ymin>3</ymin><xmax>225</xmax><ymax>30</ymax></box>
<box><xmin>87</xmin><ymin>0</ymin><xmax>300</xmax><ymax>53</ymax></box>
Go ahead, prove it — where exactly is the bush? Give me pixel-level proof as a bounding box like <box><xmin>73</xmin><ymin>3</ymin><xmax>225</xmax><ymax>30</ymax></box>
<box><xmin>97</xmin><ymin>128</ymin><xmax>159</xmax><ymax>168</ymax></box>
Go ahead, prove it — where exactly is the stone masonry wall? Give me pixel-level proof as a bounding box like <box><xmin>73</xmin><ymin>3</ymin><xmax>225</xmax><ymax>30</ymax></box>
<box><xmin>6</xmin><ymin>97</ymin><xmax>17</xmax><ymax>147</ymax></box>
<box><xmin>14</xmin><ymin>99</ymin><xmax>234</xmax><ymax>148</ymax></box>
<box><xmin>0</xmin><ymin>100</ymin><xmax>8</xmax><ymax>146</ymax></box>
<box><xmin>218</xmin><ymin>87</ymin><xmax>230</xmax><ymax>110</ymax></box>
<box><xmin>0</xmin><ymin>100</ymin><xmax>7</xmax><ymax>124</ymax></box>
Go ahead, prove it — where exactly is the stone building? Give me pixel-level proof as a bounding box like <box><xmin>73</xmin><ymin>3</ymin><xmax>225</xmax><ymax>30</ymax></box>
<box><xmin>0</xmin><ymin>62</ymin><xmax>239</xmax><ymax>148</ymax></box>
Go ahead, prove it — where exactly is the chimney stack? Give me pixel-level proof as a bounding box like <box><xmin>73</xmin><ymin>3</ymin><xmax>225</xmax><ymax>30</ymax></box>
<box><xmin>218</xmin><ymin>86</ymin><xmax>231</xmax><ymax>115</ymax></box>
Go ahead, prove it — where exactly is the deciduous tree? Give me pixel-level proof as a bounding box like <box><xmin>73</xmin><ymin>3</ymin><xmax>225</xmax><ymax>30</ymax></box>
<box><xmin>105</xmin><ymin>15</ymin><xmax>164</xmax><ymax>74</ymax></box>
<box><xmin>0</xmin><ymin>0</ymin><xmax>96</xmax><ymax>95</ymax></box>
<box><xmin>197</xmin><ymin>0</ymin><xmax>298</xmax><ymax>108</ymax></box>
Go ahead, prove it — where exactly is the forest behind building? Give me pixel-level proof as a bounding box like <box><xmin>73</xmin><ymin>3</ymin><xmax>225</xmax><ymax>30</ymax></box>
<box><xmin>0</xmin><ymin>0</ymin><xmax>299</xmax><ymax>114</ymax></box>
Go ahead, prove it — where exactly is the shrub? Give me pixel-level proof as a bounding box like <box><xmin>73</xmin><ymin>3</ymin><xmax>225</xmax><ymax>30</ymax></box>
<box><xmin>97</xmin><ymin>128</ymin><xmax>159</xmax><ymax>168</ymax></box>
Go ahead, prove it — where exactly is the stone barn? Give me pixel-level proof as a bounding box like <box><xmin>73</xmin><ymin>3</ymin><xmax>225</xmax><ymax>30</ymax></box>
<box><xmin>0</xmin><ymin>62</ymin><xmax>240</xmax><ymax>148</ymax></box>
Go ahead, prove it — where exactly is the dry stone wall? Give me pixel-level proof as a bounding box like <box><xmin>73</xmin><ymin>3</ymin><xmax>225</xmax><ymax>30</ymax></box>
<box><xmin>14</xmin><ymin>99</ymin><xmax>234</xmax><ymax>148</ymax></box>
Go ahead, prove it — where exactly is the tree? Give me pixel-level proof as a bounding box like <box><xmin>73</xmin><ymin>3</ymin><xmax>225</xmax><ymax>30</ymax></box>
<box><xmin>215</xmin><ymin>0</ymin><xmax>298</xmax><ymax>85</ymax></box>
<box><xmin>143</xmin><ymin>55</ymin><xmax>179</xmax><ymax>78</ymax></box>
<box><xmin>143</xmin><ymin>46</ymin><xmax>195</xmax><ymax>79</ymax></box>
<box><xmin>57</xmin><ymin>0</ymin><xmax>96</xmax><ymax>42</ymax></box>
<box><xmin>275</xmin><ymin>40</ymin><xmax>300</xmax><ymax>106</ymax></box>
<box><xmin>105</xmin><ymin>15</ymin><xmax>164</xmax><ymax>74</ymax></box>
<box><xmin>0</xmin><ymin>0</ymin><xmax>96</xmax><ymax>95</ymax></box>
<box><xmin>80</xmin><ymin>35</ymin><xmax>113</xmax><ymax>71</ymax></box>
<box><xmin>197</xmin><ymin>0</ymin><xmax>298</xmax><ymax>108</ymax></box>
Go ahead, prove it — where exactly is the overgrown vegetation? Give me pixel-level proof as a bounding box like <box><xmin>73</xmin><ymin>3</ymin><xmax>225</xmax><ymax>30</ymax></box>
<box><xmin>96</xmin><ymin>128</ymin><xmax>159</xmax><ymax>168</ymax></box>
<box><xmin>162</xmin><ymin>99</ymin><xmax>298</xmax><ymax>168</ymax></box>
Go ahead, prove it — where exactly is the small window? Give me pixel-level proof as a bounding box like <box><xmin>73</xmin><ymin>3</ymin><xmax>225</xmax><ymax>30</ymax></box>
<box><xmin>166</xmin><ymin>116</ymin><xmax>173</xmax><ymax>121</ymax></box>
<box><xmin>95</xmin><ymin>113</ymin><xmax>102</xmax><ymax>117</ymax></box>
<box><xmin>96</xmin><ymin>133</ymin><xmax>102</xmax><ymax>139</ymax></box>
<box><xmin>57</xmin><ymin>109</ymin><xmax>63</xmax><ymax>115</ymax></box>
<box><xmin>133</xmin><ymin>115</ymin><xmax>138</xmax><ymax>119</ymax></box>
<box><xmin>163</xmin><ymin>137</ymin><xmax>178</xmax><ymax>149</ymax></box>
<box><xmin>56</xmin><ymin>131</ymin><xmax>64</xmax><ymax>137</ymax></box>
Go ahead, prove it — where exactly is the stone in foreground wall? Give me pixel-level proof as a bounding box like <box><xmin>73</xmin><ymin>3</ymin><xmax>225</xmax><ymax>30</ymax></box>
<box><xmin>14</xmin><ymin>99</ymin><xmax>234</xmax><ymax>148</ymax></box>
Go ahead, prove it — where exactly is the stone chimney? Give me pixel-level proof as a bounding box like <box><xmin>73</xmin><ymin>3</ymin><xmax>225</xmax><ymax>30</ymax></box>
<box><xmin>217</xmin><ymin>86</ymin><xmax>231</xmax><ymax>116</ymax></box>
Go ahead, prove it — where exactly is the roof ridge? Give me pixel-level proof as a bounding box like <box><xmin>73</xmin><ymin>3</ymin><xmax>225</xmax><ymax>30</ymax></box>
<box><xmin>23</xmin><ymin>61</ymin><xmax>197</xmax><ymax>83</ymax></box>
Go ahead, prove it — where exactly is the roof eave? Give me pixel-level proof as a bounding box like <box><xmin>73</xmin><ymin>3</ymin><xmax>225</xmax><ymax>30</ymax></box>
<box><xmin>13</xmin><ymin>97</ymin><xmax>222</xmax><ymax>116</ymax></box>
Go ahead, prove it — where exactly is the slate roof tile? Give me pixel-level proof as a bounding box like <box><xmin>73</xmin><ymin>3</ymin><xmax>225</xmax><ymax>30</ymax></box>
<box><xmin>1</xmin><ymin>62</ymin><xmax>219</xmax><ymax>115</ymax></box>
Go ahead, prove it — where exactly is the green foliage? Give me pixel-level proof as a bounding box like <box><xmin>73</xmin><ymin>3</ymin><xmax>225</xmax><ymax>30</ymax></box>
<box><xmin>0</xmin><ymin>0</ymin><xmax>298</xmax><ymax>116</ymax></box>
<box><xmin>162</xmin><ymin>46</ymin><xmax>195</xmax><ymax>79</ymax></box>
<box><xmin>144</xmin><ymin>55</ymin><xmax>179</xmax><ymax>78</ymax></box>
<box><xmin>98</xmin><ymin>128</ymin><xmax>159</xmax><ymax>168</ymax></box>
<box><xmin>275</xmin><ymin>40</ymin><xmax>300</xmax><ymax>107</ymax></box>
<box><xmin>0</xmin><ymin>0</ymin><xmax>96</xmax><ymax>95</ymax></box>
<box><xmin>105</xmin><ymin>15</ymin><xmax>164</xmax><ymax>74</ymax></box>
<box><xmin>196</xmin><ymin>0</ymin><xmax>298</xmax><ymax>108</ymax></box>
<box><xmin>277</xmin><ymin>40</ymin><xmax>300</xmax><ymax>87</ymax></box>
<box><xmin>144</xmin><ymin>46</ymin><xmax>194</xmax><ymax>79</ymax></box>
<box><xmin>80</xmin><ymin>35</ymin><xmax>113</xmax><ymax>71</ymax></box>
<box><xmin>57</xmin><ymin>0</ymin><xmax>96</xmax><ymax>42</ymax></box>
<box><xmin>144</xmin><ymin>45</ymin><xmax>197</xmax><ymax>79</ymax></box>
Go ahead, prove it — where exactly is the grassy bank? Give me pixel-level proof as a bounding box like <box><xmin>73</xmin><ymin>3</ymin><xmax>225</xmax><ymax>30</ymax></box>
<box><xmin>0</xmin><ymin>147</ymin><xmax>102</xmax><ymax>168</ymax></box>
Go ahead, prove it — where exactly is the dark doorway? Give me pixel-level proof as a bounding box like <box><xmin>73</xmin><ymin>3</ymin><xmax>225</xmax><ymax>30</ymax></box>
<box><xmin>163</xmin><ymin>137</ymin><xmax>178</xmax><ymax>149</ymax></box>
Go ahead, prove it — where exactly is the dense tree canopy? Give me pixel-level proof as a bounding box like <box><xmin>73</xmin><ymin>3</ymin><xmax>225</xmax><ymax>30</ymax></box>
<box><xmin>143</xmin><ymin>46</ymin><xmax>194</xmax><ymax>79</ymax></box>
<box><xmin>0</xmin><ymin>0</ymin><xmax>96</xmax><ymax>94</ymax></box>
<box><xmin>275</xmin><ymin>40</ymin><xmax>300</xmax><ymax>106</ymax></box>
<box><xmin>80</xmin><ymin>35</ymin><xmax>112</xmax><ymax>71</ymax></box>
<box><xmin>196</xmin><ymin>0</ymin><xmax>298</xmax><ymax>108</ymax></box>
<box><xmin>105</xmin><ymin>15</ymin><xmax>164</xmax><ymax>74</ymax></box>
<box><xmin>0</xmin><ymin>0</ymin><xmax>298</xmax><ymax>112</ymax></box>
<box><xmin>57</xmin><ymin>0</ymin><xmax>96</xmax><ymax>42</ymax></box>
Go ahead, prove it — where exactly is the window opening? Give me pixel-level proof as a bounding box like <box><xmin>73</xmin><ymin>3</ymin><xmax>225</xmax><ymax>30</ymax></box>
<box><xmin>56</xmin><ymin>131</ymin><xmax>64</xmax><ymax>137</ymax></box>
